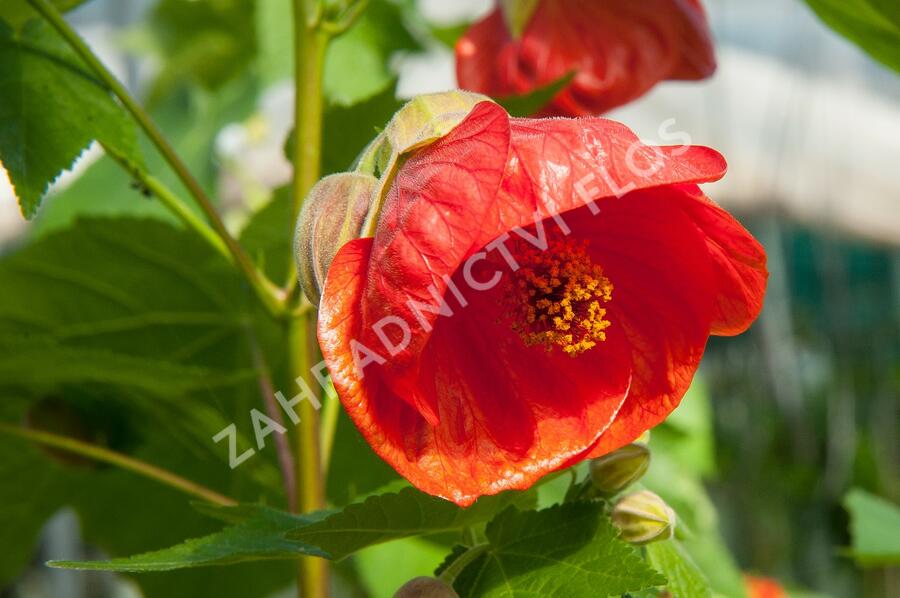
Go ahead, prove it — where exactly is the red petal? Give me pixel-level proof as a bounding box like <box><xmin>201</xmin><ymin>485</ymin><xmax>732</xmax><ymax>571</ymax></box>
<box><xmin>673</xmin><ymin>186</ymin><xmax>768</xmax><ymax>335</ymax></box>
<box><xmin>455</xmin><ymin>0</ymin><xmax>716</xmax><ymax>117</ymax></box>
<box><xmin>569</xmin><ymin>188</ymin><xmax>717</xmax><ymax>457</ymax></box>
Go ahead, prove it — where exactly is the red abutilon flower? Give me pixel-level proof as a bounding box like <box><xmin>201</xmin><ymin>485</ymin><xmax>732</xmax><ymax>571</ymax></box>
<box><xmin>316</xmin><ymin>99</ymin><xmax>766</xmax><ymax>506</ymax></box>
<box><xmin>745</xmin><ymin>576</ymin><xmax>788</xmax><ymax>598</ymax></box>
<box><xmin>455</xmin><ymin>0</ymin><xmax>717</xmax><ymax>117</ymax></box>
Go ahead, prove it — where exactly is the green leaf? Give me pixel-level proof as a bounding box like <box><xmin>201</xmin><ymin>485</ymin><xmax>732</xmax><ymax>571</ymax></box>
<box><xmin>144</xmin><ymin>0</ymin><xmax>257</xmax><ymax>102</ymax></box>
<box><xmin>322</xmin><ymin>81</ymin><xmax>403</xmax><ymax>174</ymax></box>
<box><xmin>645</xmin><ymin>540</ymin><xmax>711</xmax><ymax>598</ymax></box>
<box><xmin>0</xmin><ymin>217</ymin><xmax>250</xmax><ymax>359</ymax></box>
<box><xmin>323</xmin><ymin>0</ymin><xmax>421</xmax><ymax>106</ymax></box>
<box><xmin>803</xmin><ymin>0</ymin><xmax>900</xmax><ymax>72</ymax></box>
<box><xmin>285</xmin><ymin>81</ymin><xmax>403</xmax><ymax>176</ymax></box>
<box><xmin>843</xmin><ymin>488</ymin><xmax>900</xmax><ymax>566</ymax></box>
<box><xmin>290</xmin><ymin>487</ymin><xmax>532</xmax><ymax>559</ymax></box>
<box><xmin>326</xmin><ymin>409</ymin><xmax>401</xmax><ymax>506</ymax></box>
<box><xmin>0</xmin><ymin>0</ymin><xmax>87</xmax><ymax>30</ymax></box>
<box><xmin>356</xmin><ymin>536</ymin><xmax>451</xmax><ymax>598</ymax></box>
<box><xmin>0</xmin><ymin>336</ymin><xmax>241</xmax><ymax>396</ymax></box>
<box><xmin>51</xmin><ymin>505</ymin><xmax>326</xmax><ymax>571</ymax></box>
<box><xmin>238</xmin><ymin>185</ymin><xmax>293</xmax><ymax>283</ymax></box>
<box><xmin>651</xmin><ymin>382</ymin><xmax>717</xmax><ymax>478</ymax></box>
<box><xmin>50</xmin><ymin>487</ymin><xmax>530</xmax><ymax>572</ymax></box>
<box><xmin>0</xmin><ymin>20</ymin><xmax>143</xmax><ymax>218</ymax></box>
<box><xmin>0</xmin><ymin>216</ymin><xmax>291</xmax><ymax>595</ymax></box>
<box><xmin>496</xmin><ymin>73</ymin><xmax>575</xmax><ymax>118</ymax></box>
<box><xmin>452</xmin><ymin>503</ymin><xmax>665</xmax><ymax>598</ymax></box>
<box><xmin>642</xmin><ymin>448</ymin><xmax>747</xmax><ymax>598</ymax></box>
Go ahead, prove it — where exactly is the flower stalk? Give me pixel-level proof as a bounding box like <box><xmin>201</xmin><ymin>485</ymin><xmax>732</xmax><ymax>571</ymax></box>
<box><xmin>290</xmin><ymin>1</ymin><xmax>332</xmax><ymax>597</ymax></box>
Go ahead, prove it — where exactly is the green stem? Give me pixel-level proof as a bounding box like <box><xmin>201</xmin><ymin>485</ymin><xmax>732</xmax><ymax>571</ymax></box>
<box><xmin>318</xmin><ymin>389</ymin><xmax>340</xmax><ymax>475</ymax></box>
<box><xmin>289</xmin><ymin>313</ymin><xmax>327</xmax><ymax>598</ymax></box>
<box><xmin>285</xmin><ymin>8</ymin><xmax>329</xmax><ymax>294</ymax></box>
<box><xmin>438</xmin><ymin>544</ymin><xmax>489</xmax><ymax>586</ymax></box>
<box><xmin>102</xmin><ymin>143</ymin><xmax>230</xmax><ymax>261</ymax></box>
<box><xmin>26</xmin><ymin>0</ymin><xmax>284</xmax><ymax>318</ymax></box>
<box><xmin>0</xmin><ymin>423</ymin><xmax>237</xmax><ymax>507</ymax></box>
<box><xmin>291</xmin><ymin>3</ymin><xmax>330</xmax><ymax>597</ymax></box>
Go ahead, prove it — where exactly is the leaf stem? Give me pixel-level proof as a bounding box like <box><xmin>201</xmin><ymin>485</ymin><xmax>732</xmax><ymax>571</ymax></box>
<box><xmin>438</xmin><ymin>544</ymin><xmax>489</xmax><ymax>586</ymax></box>
<box><xmin>0</xmin><ymin>422</ymin><xmax>237</xmax><ymax>507</ymax></box>
<box><xmin>247</xmin><ymin>327</ymin><xmax>298</xmax><ymax>512</ymax></box>
<box><xmin>26</xmin><ymin>0</ymin><xmax>285</xmax><ymax>318</ymax></box>
<box><xmin>102</xmin><ymin>143</ymin><xmax>230</xmax><ymax>261</ymax></box>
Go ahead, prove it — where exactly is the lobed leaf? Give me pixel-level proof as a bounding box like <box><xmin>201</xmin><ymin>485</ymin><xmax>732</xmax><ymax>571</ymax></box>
<box><xmin>51</xmin><ymin>506</ymin><xmax>327</xmax><ymax>572</ymax></box>
<box><xmin>645</xmin><ymin>540</ymin><xmax>711</xmax><ymax>598</ymax></box>
<box><xmin>452</xmin><ymin>502</ymin><xmax>665</xmax><ymax>598</ymax></box>
<box><xmin>0</xmin><ymin>20</ymin><xmax>143</xmax><ymax>218</ymax></box>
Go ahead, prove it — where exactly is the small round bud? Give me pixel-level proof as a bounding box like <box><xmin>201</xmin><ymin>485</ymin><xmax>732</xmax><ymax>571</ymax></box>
<box><xmin>294</xmin><ymin>173</ymin><xmax>378</xmax><ymax>305</ymax></box>
<box><xmin>393</xmin><ymin>576</ymin><xmax>459</xmax><ymax>598</ymax></box>
<box><xmin>589</xmin><ymin>442</ymin><xmax>650</xmax><ymax>496</ymax></box>
<box><xmin>611</xmin><ymin>490</ymin><xmax>676</xmax><ymax>546</ymax></box>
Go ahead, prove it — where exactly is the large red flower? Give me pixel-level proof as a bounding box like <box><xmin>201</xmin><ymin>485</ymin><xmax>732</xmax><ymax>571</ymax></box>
<box><xmin>318</xmin><ymin>101</ymin><xmax>766</xmax><ymax>506</ymax></box>
<box><xmin>456</xmin><ymin>0</ymin><xmax>716</xmax><ymax>117</ymax></box>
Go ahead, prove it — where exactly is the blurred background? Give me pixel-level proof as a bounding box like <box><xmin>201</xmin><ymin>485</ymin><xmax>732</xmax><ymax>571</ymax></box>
<box><xmin>0</xmin><ymin>0</ymin><xmax>898</xmax><ymax>596</ymax></box>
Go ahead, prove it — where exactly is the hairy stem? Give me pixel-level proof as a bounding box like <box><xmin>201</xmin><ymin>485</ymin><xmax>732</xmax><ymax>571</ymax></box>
<box><xmin>0</xmin><ymin>422</ymin><xmax>237</xmax><ymax>507</ymax></box>
<box><xmin>289</xmin><ymin>313</ymin><xmax>327</xmax><ymax>598</ymax></box>
<box><xmin>27</xmin><ymin>0</ymin><xmax>284</xmax><ymax>317</ymax></box>
<box><xmin>291</xmin><ymin>1</ymin><xmax>330</xmax><ymax>596</ymax></box>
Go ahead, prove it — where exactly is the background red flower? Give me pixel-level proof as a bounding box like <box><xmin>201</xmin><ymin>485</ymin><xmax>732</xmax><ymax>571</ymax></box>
<box><xmin>456</xmin><ymin>0</ymin><xmax>716</xmax><ymax>117</ymax></box>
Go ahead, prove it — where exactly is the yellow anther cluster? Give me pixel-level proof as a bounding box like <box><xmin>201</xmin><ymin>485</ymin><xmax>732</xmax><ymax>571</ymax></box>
<box><xmin>502</xmin><ymin>238</ymin><xmax>613</xmax><ymax>356</ymax></box>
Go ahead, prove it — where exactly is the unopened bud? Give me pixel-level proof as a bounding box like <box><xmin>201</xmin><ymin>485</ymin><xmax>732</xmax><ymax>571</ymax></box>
<box><xmin>589</xmin><ymin>442</ymin><xmax>650</xmax><ymax>496</ymax></box>
<box><xmin>611</xmin><ymin>490</ymin><xmax>676</xmax><ymax>546</ymax></box>
<box><xmin>294</xmin><ymin>173</ymin><xmax>378</xmax><ymax>304</ymax></box>
<box><xmin>384</xmin><ymin>91</ymin><xmax>492</xmax><ymax>156</ymax></box>
<box><xmin>393</xmin><ymin>576</ymin><xmax>459</xmax><ymax>598</ymax></box>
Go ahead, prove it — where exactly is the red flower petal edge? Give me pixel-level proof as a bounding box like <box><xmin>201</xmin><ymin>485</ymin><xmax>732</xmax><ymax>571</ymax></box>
<box><xmin>456</xmin><ymin>0</ymin><xmax>717</xmax><ymax>117</ymax></box>
<box><xmin>318</xmin><ymin>102</ymin><xmax>766</xmax><ymax>505</ymax></box>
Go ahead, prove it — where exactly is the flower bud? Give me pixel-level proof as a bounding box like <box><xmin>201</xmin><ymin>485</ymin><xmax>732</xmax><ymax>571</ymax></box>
<box><xmin>589</xmin><ymin>442</ymin><xmax>650</xmax><ymax>496</ymax></box>
<box><xmin>611</xmin><ymin>490</ymin><xmax>676</xmax><ymax>546</ymax></box>
<box><xmin>357</xmin><ymin>90</ymin><xmax>493</xmax><ymax>176</ymax></box>
<box><xmin>393</xmin><ymin>576</ymin><xmax>459</xmax><ymax>598</ymax></box>
<box><xmin>294</xmin><ymin>172</ymin><xmax>378</xmax><ymax>304</ymax></box>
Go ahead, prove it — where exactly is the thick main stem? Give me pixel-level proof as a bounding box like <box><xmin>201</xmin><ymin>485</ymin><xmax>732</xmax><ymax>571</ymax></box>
<box><xmin>289</xmin><ymin>315</ymin><xmax>327</xmax><ymax>597</ymax></box>
<box><xmin>0</xmin><ymin>423</ymin><xmax>237</xmax><ymax>507</ymax></box>
<box><xmin>291</xmin><ymin>2</ymin><xmax>330</xmax><ymax>597</ymax></box>
<box><xmin>27</xmin><ymin>0</ymin><xmax>284</xmax><ymax>317</ymax></box>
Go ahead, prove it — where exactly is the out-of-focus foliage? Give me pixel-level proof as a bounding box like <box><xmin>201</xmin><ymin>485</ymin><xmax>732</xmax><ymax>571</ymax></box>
<box><xmin>803</xmin><ymin>0</ymin><xmax>900</xmax><ymax>72</ymax></box>
<box><xmin>844</xmin><ymin>489</ymin><xmax>900</xmax><ymax>567</ymax></box>
<box><xmin>0</xmin><ymin>0</ymin><xmax>86</xmax><ymax>29</ymax></box>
